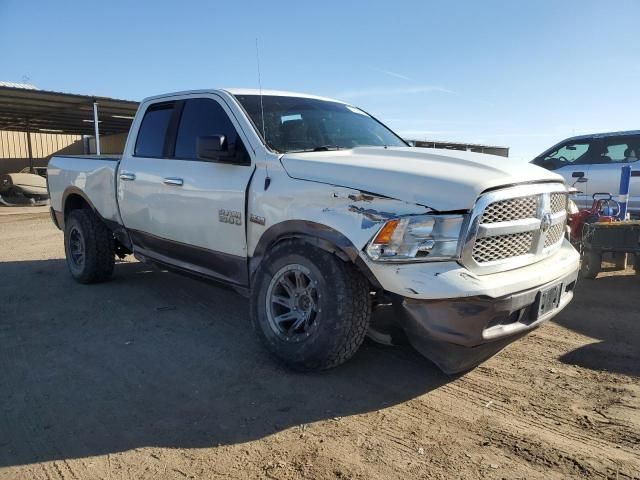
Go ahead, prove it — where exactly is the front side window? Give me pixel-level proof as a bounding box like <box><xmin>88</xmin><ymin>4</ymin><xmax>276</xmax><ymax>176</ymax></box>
<box><xmin>596</xmin><ymin>137</ymin><xmax>640</xmax><ymax>164</ymax></box>
<box><xmin>534</xmin><ymin>141</ymin><xmax>591</xmax><ymax>170</ymax></box>
<box><xmin>233</xmin><ymin>95</ymin><xmax>406</xmax><ymax>153</ymax></box>
<box><xmin>174</xmin><ymin>98</ymin><xmax>248</xmax><ymax>162</ymax></box>
<box><xmin>134</xmin><ymin>103</ymin><xmax>174</xmax><ymax>157</ymax></box>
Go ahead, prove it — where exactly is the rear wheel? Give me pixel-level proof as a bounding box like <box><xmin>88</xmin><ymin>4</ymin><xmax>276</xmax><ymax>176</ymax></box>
<box><xmin>580</xmin><ymin>250</ymin><xmax>601</xmax><ymax>279</ymax></box>
<box><xmin>251</xmin><ymin>240</ymin><xmax>371</xmax><ymax>371</ymax></box>
<box><xmin>64</xmin><ymin>209</ymin><xmax>115</xmax><ymax>284</ymax></box>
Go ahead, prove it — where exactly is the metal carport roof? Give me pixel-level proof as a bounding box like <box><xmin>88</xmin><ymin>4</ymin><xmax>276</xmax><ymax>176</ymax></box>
<box><xmin>0</xmin><ymin>85</ymin><xmax>139</xmax><ymax>136</ymax></box>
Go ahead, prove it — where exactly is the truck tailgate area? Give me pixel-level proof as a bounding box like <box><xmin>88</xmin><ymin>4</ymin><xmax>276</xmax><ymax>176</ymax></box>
<box><xmin>47</xmin><ymin>155</ymin><xmax>122</xmax><ymax>224</ymax></box>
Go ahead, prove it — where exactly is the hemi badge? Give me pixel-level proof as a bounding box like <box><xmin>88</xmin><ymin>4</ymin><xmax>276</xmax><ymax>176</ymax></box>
<box><xmin>250</xmin><ymin>214</ymin><xmax>266</xmax><ymax>226</ymax></box>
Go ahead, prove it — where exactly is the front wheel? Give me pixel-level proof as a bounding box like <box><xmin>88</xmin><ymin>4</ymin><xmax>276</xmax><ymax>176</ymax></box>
<box><xmin>251</xmin><ymin>240</ymin><xmax>371</xmax><ymax>371</ymax></box>
<box><xmin>64</xmin><ymin>209</ymin><xmax>115</xmax><ymax>284</ymax></box>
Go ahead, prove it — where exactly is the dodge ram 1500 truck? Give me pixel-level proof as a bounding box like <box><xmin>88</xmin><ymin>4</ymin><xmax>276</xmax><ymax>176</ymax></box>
<box><xmin>47</xmin><ymin>89</ymin><xmax>580</xmax><ymax>373</ymax></box>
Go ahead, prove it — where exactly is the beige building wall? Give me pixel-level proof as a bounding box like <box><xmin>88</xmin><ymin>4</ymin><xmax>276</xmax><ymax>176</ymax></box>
<box><xmin>0</xmin><ymin>130</ymin><xmax>84</xmax><ymax>174</ymax></box>
<box><xmin>87</xmin><ymin>132</ymin><xmax>128</xmax><ymax>155</ymax></box>
<box><xmin>0</xmin><ymin>130</ymin><xmax>82</xmax><ymax>158</ymax></box>
<box><xmin>0</xmin><ymin>131</ymin><xmax>128</xmax><ymax>174</ymax></box>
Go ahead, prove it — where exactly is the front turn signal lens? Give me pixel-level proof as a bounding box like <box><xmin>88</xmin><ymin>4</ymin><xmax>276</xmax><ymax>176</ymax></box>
<box><xmin>372</xmin><ymin>219</ymin><xmax>400</xmax><ymax>244</ymax></box>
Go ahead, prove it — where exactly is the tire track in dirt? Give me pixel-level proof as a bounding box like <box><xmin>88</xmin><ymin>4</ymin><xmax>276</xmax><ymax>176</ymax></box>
<box><xmin>417</xmin><ymin>352</ymin><xmax>640</xmax><ymax>478</ymax></box>
<box><xmin>447</xmin><ymin>373</ymin><xmax>638</xmax><ymax>453</ymax></box>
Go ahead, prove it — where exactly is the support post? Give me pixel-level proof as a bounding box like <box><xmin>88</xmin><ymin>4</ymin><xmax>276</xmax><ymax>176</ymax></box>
<box><xmin>26</xmin><ymin>120</ymin><xmax>34</xmax><ymax>173</ymax></box>
<box><xmin>93</xmin><ymin>101</ymin><xmax>101</xmax><ymax>155</ymax></box>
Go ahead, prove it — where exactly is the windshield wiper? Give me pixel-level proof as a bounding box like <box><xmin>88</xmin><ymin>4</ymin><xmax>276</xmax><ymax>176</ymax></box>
<box><xmin>286</xmin><ymin>145</ymin><xmax>342</xmax><ymax>153</ymax></box>
<box><xmin>311</xmin><ymin>145</ymin><xmax>341</xmax><ymax>151</ymax></box>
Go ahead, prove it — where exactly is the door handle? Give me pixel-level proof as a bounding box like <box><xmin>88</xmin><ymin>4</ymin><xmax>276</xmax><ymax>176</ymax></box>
<box><xmin>572</xmin><ymin>171</ymin><xmax>585</xmax><ymax>178</ymax></box>
<box><xmin>163</xmin><ymin>177</ymin><xmax>184</xmax><ymax>186</ymax></box>
<box><xmin>119</xmin><ymin>172</ymin><xmax>136</xmax><ymax>181</ymax></box>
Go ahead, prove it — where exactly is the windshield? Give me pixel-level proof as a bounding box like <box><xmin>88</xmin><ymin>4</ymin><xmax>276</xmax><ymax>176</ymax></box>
<box><xmin>233</xmin><ymin>94</ymin><xmax>407</xmax><ymax>153</ymax></box>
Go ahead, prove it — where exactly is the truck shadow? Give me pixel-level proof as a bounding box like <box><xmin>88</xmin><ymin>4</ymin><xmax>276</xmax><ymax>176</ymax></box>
<box><xmin>0</xmin><ymin>259</ymin><xmax>449</xmax><ymax>468</ymax></box>
<box><xmin>553</xmin><ymin>272</ymin><xmax>640</xmax><ymax>377</ymax></box>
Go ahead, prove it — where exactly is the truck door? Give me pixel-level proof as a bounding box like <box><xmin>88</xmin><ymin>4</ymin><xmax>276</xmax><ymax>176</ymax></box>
<box><xmin>587</xmin><ymin>136</ymin><xmax>640</xmax><ymax>213</ymax></box>
<box><xmin>118</xmin><ymin>96</ymin><xmax>255</xmax><ymax>286</ymax></box>
<box><xmin>534</xmin><ymin>139</ymin><xmax>595</xmax><ymax>208</ymax></box>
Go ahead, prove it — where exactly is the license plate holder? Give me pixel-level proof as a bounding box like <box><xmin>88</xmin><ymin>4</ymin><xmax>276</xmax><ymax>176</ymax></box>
<box><xmin>536</xmin><ymin>282</ymin><xmax>563</xmax><ymax>319</ymax></box>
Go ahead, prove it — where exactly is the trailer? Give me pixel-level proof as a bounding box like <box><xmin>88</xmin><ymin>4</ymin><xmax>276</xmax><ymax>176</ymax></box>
<box><xmin>580</xmin><ymin>221</ymin><xmax>640</xmax><ymax>278</ymax></box>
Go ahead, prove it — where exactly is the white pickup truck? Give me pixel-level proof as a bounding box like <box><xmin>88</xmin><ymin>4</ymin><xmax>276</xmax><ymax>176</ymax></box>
<box><xmin>47</xmin><ymin>89</ymin><xmax>580</xmax><ymax>374</ymax></box>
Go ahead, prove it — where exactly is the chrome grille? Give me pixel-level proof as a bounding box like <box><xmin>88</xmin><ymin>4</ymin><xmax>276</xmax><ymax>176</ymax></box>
<box><xmin>480</xmin><ymin>196</ymin><xmax>537</xmax><ymax>223</ymax></box>
<box><xmin>461</xmin><ymin>184</ymin><xmax>569</xmax><ymax>274</ymax></box>
<box><xmin>550</xmin><ymin>193</ymin><xmax>567</xmax><ymax>214</ymax></box>
<box><xmin>472</xmin><ymin>232</ymin><xmax>533</xmax><ymax>263</ymax></box>
<box><xmin>544</xmin><ymin>222</ymin><xmax>565</xmax><ymax>248</ymax></box>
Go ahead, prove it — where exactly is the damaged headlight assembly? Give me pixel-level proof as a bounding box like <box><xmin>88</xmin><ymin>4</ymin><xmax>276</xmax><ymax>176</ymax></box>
<box><xmin>365</xmin><ymin>214</ymin><xmax>467</xmax><ymax>262</ymax></box>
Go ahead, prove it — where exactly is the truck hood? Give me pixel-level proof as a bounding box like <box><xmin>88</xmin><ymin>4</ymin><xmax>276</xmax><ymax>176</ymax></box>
<box><xmin>280</xmin><ymin>147</ymin><xmax>563</xmax><ymax>211</ymax></box>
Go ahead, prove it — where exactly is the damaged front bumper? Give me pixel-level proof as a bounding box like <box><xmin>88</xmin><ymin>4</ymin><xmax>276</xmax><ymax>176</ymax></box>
<box><xmin>364</xmin><ymin>240</ymin><xmax>580</xmax><ymax>374</ymax></box>
<box><xmin>393</xmin><ymin>268</ymin><xmax>577</xmax><ymax>374</ymax></box>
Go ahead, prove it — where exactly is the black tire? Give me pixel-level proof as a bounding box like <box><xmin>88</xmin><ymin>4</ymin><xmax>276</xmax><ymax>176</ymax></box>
<box><xmin>250</xmin><ymin>240</ymin><xmax>371</xmax><ymax>371</ymax></box>
<box><xmin>64</xmin><ymin>209</ymin><xmax>115</xmax><ymax>284</ymax></box>
<box><xmin>580</xmin><ymin>250</ymin><xmax>601</xmax><ymax>279</ymax></box>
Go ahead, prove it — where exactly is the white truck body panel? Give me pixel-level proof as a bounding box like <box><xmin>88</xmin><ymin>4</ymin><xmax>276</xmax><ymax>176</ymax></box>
<box><xmin>365</xmin><ymin>239</ymin><xmax>578</xmax><ymax>300</ymax></box>
<box><xmin>281</xmin><ymin>147</ymin><xmax>563</xmax><ymax>212</ymax></box>
<box><xmin>48</xmin><ymin>155</ymin><xmax>121</xmax><ymax>223</ymax></box>
<box><xmin>245</xmin><ymin>157</ymin><xmax>431</xmax><ymax>256</ymax></box>
<box><xmin>117</xmin><ymin>156</ymin><xmax>254</xmax><ymax>257</ymax></box>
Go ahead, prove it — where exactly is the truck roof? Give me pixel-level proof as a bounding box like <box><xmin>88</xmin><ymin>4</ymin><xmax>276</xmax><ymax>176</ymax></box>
<box><xmin>142</xmin><ymin>88</ymin><xmax>346</xmax><ymax>105</ymax></box>
<box><xmin>560</xmin><ymin>129</ymin><xmax>640</xmax><ymax>142</ymax></box>
<box><xmin>223</xmin><ymin>88</ymin><xmax>345</xmax><ymax>103</ymax></box>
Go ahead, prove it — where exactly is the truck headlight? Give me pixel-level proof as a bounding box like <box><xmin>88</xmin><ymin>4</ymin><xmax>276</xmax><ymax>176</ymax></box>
<box><xmin>365</xmin><ymin>214</ymin><xmax>466</xmax><ymax>262</ymax></box>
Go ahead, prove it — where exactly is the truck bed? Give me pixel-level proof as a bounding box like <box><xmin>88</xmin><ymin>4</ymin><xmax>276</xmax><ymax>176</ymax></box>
<box><xmin>47</xmin><ymin>155</ymin><xmax>122</xmax><ymax>225</ymax></box>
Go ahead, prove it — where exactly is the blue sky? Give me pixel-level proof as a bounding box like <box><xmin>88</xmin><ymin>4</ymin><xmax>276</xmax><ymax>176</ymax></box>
<box><xmin>2</xmin><ymin>0</ymin><xmax>639</xmax><ymax>160</ymax></box>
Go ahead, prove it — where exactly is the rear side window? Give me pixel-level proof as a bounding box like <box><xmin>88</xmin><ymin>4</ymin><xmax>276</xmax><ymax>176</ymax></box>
<box><xmin>174</xmin><ymin>98</ymin><xmax>248</xmax><ymax>162</ymax></box>
<box><xmin>598</xmin><ymin>137</ymin><xmax>640</xmax><ymax>164</ymax></box>
<box><xmin>134</xmin><ymin>103</ymin><xmax>174</xmax><ymax>157</ymax></box>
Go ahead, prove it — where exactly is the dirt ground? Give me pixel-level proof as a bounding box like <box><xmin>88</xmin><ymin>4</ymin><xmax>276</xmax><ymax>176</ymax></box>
<box><xmin>0</xmin><ymin>211</ymin><xmax>638</xmax><ymax>480</ymax></box>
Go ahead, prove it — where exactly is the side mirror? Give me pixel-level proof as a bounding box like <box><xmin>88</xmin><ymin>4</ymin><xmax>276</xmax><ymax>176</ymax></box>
<box><xmin>197</xmin><ymin>135</ymin><xmax>236</xmax><ymax>162</ymax></box>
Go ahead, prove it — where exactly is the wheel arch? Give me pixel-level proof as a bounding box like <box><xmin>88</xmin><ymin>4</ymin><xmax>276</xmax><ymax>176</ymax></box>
<box><xmin>249</xmin><ymin>220</ymin><xmax>381</xmax><ymax>289</ymax></box>
<box><xmin>61</xmin><ymin>187</ymin><xmax>98</xmax><ymax>224</ymax></box>
<box><xmin>61</xmin><ymin>186</ymin><xmax>133</xmax><ymax>251</ymax></box>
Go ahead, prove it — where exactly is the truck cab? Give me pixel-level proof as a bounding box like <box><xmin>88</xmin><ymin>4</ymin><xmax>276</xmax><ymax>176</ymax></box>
<box><xmin>117</xmin><ymin>92</ymin><xmax>257</xmax><ymax>285</ymax></box>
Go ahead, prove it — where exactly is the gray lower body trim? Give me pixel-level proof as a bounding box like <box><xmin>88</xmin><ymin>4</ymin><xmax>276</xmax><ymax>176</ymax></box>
<box><xmin>393</xmin><ymin>268</ymin><xmax>579</xmax><ymax>374</ymax></box>
<box><xmin>129</xmin><ymin>229</ymin><xmax>249</xmax><ymax>288</ymax></box>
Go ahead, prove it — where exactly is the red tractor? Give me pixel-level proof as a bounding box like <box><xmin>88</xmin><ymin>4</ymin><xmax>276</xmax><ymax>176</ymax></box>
<box><xmin>568</xmin><ymin>193</ymin><xmax>619</xmax><ymax>247</ymax></box>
